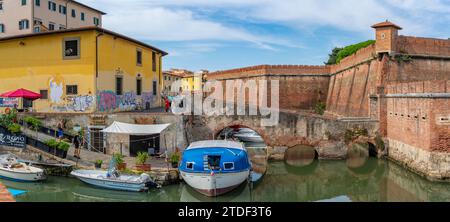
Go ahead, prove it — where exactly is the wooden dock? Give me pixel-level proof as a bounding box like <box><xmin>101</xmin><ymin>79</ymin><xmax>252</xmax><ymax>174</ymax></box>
<box><xmin>0</xmin><ymin>182</ymin><xmax>15</xmax><ymax>202</ymax></box>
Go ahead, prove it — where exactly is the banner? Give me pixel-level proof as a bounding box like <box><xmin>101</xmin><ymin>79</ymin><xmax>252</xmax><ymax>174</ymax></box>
<box><xmin>0</xmin><ymin>98</ymin><xmax>19</xmax><ymax>108</ymax></box>
<box><xmin>0</xmin><ymin>127</ymin><xmax>26</xmax><ymax>148</ymax></box>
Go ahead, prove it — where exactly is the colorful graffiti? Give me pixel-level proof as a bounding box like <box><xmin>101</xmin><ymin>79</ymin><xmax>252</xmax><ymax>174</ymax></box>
<box><xmin>70</xmin><ymin>95</ymin><xmax>95</xmax><ymax>112</ymax></box>
<box><xmin>96</xmin><ymin>91</ymin><xmax>155</xmax><ymax>112</ymax></box>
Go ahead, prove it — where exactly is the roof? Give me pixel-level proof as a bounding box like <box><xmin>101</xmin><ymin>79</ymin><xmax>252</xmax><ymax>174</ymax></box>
<box><xmin>371</xmin><ymin>21</ymin><xmax>402</xmax><ymax>30</ymax></box>
<box><xmin>70</xmin><ymin>0</ymin><xmax>107</xmax><ymax>15</ymax></box>
<box><xmin>187</xmin><ymin>140</ymin><xmax>246</xmax><ymax>151</ymax></box>
<box><xmin>0</xmin><ymin>27</ymin><xmax>168</xmax><ymax>56</ymax></box>
<box><xmin>101</xmin><ymin>121</ymin><xmax>171</xmax><ymax>135</ymax></box>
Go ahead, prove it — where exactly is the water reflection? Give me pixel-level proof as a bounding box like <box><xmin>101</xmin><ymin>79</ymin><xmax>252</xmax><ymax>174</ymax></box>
<box><xmin>3</xmin><ymin>159</ymin><xmax>450</xmax><ymax>202</ymax></box>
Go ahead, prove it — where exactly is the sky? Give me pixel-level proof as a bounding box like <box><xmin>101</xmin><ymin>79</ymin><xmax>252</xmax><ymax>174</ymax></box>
<box><xmin>78</xmin><ymin>0</ymin><xmax>450</xmax><ymax>72</ymax></box>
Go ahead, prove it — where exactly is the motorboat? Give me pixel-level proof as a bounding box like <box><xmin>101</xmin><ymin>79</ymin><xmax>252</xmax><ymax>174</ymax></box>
<box><xmin>70</xmin><ymin>168</ymin><xmax>159</xmax><ymax>192</ymax></box>
<box><xmin>233</xmin><ymin>130</ymin><xmax>264</xmax><ymax>143</ymax></box>
<box><xmin>0</xmin><ymin>154</ymin><xmax>46</xmax><ymax>182</ymax></box>
<box><xmin>179</xmin><ymin>140</ymin><xmax>252</xmax><ymax>197</ymax></box>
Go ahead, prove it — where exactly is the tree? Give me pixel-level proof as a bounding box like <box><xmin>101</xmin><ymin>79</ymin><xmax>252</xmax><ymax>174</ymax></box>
<box><xmin>324</xmin><ymin>47</ymin><xmax>343</xmax><ymax>65</ymax></box>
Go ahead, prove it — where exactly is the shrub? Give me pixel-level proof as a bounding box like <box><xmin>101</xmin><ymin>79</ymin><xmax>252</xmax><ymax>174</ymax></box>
<box><xmin>24</xmin><ymin>116</ymin><xmax>43</xmax><ymax>130</ymax></box>
<box><xmin>7</xmin><ymin>123</ymin><xmax>21</xmax><ymax>134</ymax></box>
<box><xmin>315</xmin><ymin>102</ymin><xmax>326</xmax><ymax>115</ymax></box>
<box><xmin>57</xmin><ymin>141</ymin><xmax>70</xmax><ymax>152</ymax></box>
<box><xmin>335</xmin><ymin>40</ymin><xmax>376</xmax><ymax>64</ymax></box>
<box><xmin>113</xmin><ymin>153</ymin><xmax>124</xmax><ymax>165</ymax></box>
<box><xmin>136</xmin><ymin>152</ymin><xmax>149</xmax><ymax>165</ymax></box>
<box><xmin>170</xmin><ymin>152</ymin><xmax>180</xmax><ymax>164</ymax></box>
<box><xmin>95</xmin><ymin>160</ymin><xmax>103</xmax><ymax>165</ymax></box>
<box><xmin>45</xmin><ymin>139</ymin><xmax>59</xmax><ymax>148</ymax></box>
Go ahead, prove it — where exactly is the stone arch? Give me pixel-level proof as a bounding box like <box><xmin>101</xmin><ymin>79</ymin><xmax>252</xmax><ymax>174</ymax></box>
<box><xmin>213</xmin><ymin>123</ymin><xmax>269</xmax><ymax>146</ymax></box>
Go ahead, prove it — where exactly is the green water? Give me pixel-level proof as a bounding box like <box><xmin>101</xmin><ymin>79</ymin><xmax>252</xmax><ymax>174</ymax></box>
<box><xmin>2</xmin><ymin>159</ymin><xmax>450</xmax><ymax>202</ymax></box>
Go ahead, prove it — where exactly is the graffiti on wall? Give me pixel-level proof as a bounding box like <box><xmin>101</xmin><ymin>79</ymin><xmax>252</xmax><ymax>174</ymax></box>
<box><xmin>70</xmin><ymin>95</ymin><xmax>95</xmax><ymax>112</ymax></box>
<box><xmin>97</xmin><ymin>91</ymin><xmax>154</xmax><ymax>112</ymax></box>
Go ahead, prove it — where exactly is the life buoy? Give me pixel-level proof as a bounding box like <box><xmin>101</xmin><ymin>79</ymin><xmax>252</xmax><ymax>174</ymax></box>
<box><xmin>4</xmin><ymin>107</ymin><xmax>11</xmax><ymax>114</ymax></box>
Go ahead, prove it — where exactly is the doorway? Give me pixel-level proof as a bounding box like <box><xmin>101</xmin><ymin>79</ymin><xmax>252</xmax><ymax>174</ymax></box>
<box><xmin>129</xmin><ymin>134</ymin><xmax>160</xmax><ymax>157</ymax></box>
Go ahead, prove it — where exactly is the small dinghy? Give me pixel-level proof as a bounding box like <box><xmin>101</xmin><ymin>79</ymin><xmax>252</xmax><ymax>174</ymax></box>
<box><xmin>0</xmin><ymin>154</ymin><xmax>46</xmax><ymax>182</ymax></box>
<box><xmin>71</xmin><ymin>156</ymin><xmax>159</xmax><ymax>192</ymax></box>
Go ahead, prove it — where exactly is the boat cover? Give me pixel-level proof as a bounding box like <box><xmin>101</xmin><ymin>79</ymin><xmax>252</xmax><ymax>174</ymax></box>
<box><xmin>101</xmin><ymin>121</ymin><xmax>171</xmax><ymax>135</ymax></box>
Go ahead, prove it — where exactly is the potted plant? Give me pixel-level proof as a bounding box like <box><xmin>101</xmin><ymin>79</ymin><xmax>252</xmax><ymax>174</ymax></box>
<box><xmin>169</xmin><ymin>152</ymin><xmax>180</xmax><ymax>168</ymax></box>
<box><xmin>135</xmin><ymin>151</ymin><xmax>151</xmax><ymax>171</ymax></box>
<box><xmin>113</xmin><ymin>153</ymin><xmax>126</xmax><ymax>170</ymax></box>
<box><xmin>94</xmin><ymin>160</ymin><xmax>103</xmax><ymax>169</ymax></box>
<box><xmin>45</xmin><ymin>139</ymin><xmax>59</xmax><ymax>154</ymax></box>
<box><xmin>56</xmin><ymin>141</ymin><xmax>70</xmax><ymax>159</ymax></box>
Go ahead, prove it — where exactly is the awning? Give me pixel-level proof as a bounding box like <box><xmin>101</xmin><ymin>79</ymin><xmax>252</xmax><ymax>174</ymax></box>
<box><xmin>101</xmin><ymin>121</ymin><xmax>171</xmax><ymax>135</ymax></box>
<box><xmin>0</xmin><ymin>88</ymin><xmax>41</xmax><ymax>100</ymax></box>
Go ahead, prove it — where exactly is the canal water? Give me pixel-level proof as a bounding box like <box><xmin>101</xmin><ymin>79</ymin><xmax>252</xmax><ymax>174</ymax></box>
<box><xmin>2</xmin><ymin>158</ymin><xmax>450</xmax><ymax>202</ymax></box>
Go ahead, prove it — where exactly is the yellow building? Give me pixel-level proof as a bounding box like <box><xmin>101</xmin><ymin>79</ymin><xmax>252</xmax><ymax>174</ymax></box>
<box><xmin>0</xmin><ymin>27</ymin><xmax>167</xmax><ymax>113</ymax></box>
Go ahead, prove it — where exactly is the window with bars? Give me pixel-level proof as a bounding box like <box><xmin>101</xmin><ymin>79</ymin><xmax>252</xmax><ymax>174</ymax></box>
<box><xmin>136</xmin><ymin>78</ymin><xmax>142</xmax><ymax>96</ymax></box>
<box><xmin>66</xmin><ymin>85</ymin><xmax>78</xmax><ymax>95</ymax></box>
<box><xmin>39</xmin><ymin>90</ymin><xmax>48</xmax><ymax>99</ymax></box>
<box><xmin>116</xmin><ymin>76</ymin><xmax>123</xmax><ymax>95</ymax></box>
<box><xmin>63</xmin><ymin>37</ymin><xmax>80</xmax><ymax>59</ymax></box>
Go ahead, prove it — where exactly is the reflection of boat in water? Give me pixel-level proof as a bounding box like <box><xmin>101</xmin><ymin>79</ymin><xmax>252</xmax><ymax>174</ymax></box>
<box><xmin>180</xmin><ymin>140</ymin><xmax>251</xmax><ymax>197</ymax></box>
<box><xmin>0</xmin><ymin>154</ymin><xmax>46</xmax><ymax>182</ymax></box>
<box><xmin>71</xmin><ymin>184</ymin><xmax>151</xmax><ymax>202</ymax></box>
<box><xmin>179</xmin><ymin>182</ymin><xmax>251</xmax><ymax>202</ymax></box>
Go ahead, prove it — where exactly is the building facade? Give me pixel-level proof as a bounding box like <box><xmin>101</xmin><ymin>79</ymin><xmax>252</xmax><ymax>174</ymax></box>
<box><xmin>0</xmin><ymin>0</ymin><xmax>105</xmax><ymax>38</ymax></box>
<box><xmin>0</xmin><ymin>27</ymin><xmax>167</xmax><ymax>113</ymax></box>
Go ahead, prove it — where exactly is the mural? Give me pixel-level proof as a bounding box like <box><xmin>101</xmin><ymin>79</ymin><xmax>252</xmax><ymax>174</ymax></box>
<box><xmin>142</xmin><ymin>92</ymin><xmax>154</xmax><ymax>105</ymax></box>
<box><xmin>49</xmin><ymin>77</ymin><xmax>63</xmax><ymax>104</ymax></box>
<box><xmin>69</xmin><ymin>95</ymin><xmax>95</xmax><ymax>112</ymax></box>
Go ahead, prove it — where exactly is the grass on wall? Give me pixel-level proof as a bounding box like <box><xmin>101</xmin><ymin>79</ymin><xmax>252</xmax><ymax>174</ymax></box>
<box><xmin>335</xmin><ymin>40</ymin><xmax>376</xmax><ymax>64</ymax></box>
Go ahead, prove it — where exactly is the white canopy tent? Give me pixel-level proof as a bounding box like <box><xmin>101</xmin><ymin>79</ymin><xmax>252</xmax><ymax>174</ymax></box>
<box><xmin>101</xmin><ymin>121</ymin><xmax>171</xmax><ymax>135</ymax></box>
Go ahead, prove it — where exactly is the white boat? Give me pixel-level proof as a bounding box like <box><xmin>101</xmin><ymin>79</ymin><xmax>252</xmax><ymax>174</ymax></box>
<box><xmin>70</xmin><ymin>169</ymin><xmax>158</xmax><ymax>192</ymax></box>
<box><xmin>0</xmin><ymin>154</ymin><xmax>46</xmax><ymax>182</ymax></box>
<box><xmin>233</xmin><ymin>131</ymin><xmax>264</xmax><ymax>143</ymax></box>
<box><xmin>179</xmin><ymin>140</ymin><xmax>252</xmax><ymax>197</ymax></box>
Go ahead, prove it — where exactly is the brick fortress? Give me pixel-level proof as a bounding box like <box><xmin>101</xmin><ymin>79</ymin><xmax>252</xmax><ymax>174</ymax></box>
<box><xmin>207</xmin><ymin>21</ymin><xmax>450</xmax><ymax>180</ymax></box>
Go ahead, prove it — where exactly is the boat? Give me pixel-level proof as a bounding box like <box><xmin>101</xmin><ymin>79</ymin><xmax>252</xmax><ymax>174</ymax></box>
<box><xmin>0</xmin><ymin>154</ymin><xmax>46</xmax><ymax>182</ymax></box>
<box><xmin>233</xmin><ymin>130</ymin><xmax>264</xmax><ymax>143</ymax></box>
<box><xmin>70</xmin><ymin>168</ymin><xmax>159</xmax><ymax>192</ymax></box>
<box><xmin>179</xmin><ymin>140</ymin><xmax>252</xmax><ymax>197</ymax></box>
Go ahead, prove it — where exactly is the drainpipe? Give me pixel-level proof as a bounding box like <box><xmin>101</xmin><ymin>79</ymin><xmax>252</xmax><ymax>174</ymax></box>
<box><xmin>65</xmin><ymin>1</ymin><xmax>68</xmax><ymax>28</ymax></box>
<box><xmin>95</xmin><ymin>32</ymin><xmax>104</xmax><ymax>112</ymax></box>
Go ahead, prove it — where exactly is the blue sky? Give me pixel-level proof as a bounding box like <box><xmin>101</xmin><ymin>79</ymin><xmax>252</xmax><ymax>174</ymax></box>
<box><xmin>79</xmin><ymin>0</ymin><xmax>450</xmax><ymax>72</ymax></box>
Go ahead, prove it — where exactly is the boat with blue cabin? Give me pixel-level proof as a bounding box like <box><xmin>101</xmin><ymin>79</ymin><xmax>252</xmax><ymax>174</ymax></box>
<box><xmin>179</xmin><ymin>140</ymin><xmax>251</xmax><ymax>197</ymax></box>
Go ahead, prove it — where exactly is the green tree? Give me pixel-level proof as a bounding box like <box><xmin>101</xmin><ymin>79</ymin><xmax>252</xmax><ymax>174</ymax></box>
<box><xmin>324</xmin><ymin>47</ymin><xmax>343</xmax><ymax>65</ymax></box>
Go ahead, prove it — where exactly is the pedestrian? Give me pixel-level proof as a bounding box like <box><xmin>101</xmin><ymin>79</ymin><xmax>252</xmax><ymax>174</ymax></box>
<box><xmin>73</xmin><ymin>133</ymin><xmax>81</xmax><ymax>159</ymax></box>
<box><xmin>164</xmin><ymin>97</ymin><xmax>171</xmax><ymax>112</ymax></box>
<box><xmin>57</xmin><ymin>123</ymin><xmax>64</xmax><ymax>142</ymax></box>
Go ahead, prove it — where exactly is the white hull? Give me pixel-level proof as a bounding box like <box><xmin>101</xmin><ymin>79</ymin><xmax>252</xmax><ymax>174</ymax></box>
<box><xmin>71</xmin><ymin>170</ymin><xmax>152</xmax><ymax>192</ymax></box>
<box><xmin>0</xmin><ymin>166</ymin><xmax>46</xmax><ymax>182</ymax></box>
<box><xmin>180</xmin><ymin>170</ymin><xmax>250</xmax><ymax>196</ymax></box>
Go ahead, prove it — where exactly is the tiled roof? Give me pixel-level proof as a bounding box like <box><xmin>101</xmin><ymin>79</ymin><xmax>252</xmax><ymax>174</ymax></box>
<box><xmin>371</xmin><ymin>21</ymin><xmax>402</xmax><ymax>30</ymax></box>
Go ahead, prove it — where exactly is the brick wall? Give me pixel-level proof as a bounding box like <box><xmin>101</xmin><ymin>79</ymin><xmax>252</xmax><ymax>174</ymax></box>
<box><xmin>396</xmin><ymin>36</ymin><xmax>450</xmax><ymax>57</ymax></box>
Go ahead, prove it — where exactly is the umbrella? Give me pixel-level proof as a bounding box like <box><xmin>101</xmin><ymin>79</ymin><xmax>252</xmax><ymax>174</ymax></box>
<box><xmin>0</xmin><ymin>88</ymin><xmax>41</xmax><ymax>100</ymax></box>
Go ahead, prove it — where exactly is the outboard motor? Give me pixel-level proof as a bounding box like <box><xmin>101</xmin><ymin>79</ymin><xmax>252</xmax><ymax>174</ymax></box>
<box><xmin>140</xmin><ymin>173</ymin><xmax>160</xmax><ymax>189</ymax></box>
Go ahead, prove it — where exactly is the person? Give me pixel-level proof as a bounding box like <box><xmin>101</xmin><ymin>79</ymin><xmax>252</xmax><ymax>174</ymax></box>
<box><xmin>73</xmin><ymin>133</ymin><xmax>81</xmax><ymax>159</ymax></box>
<box><xmin>57</xmin><ymin>123</ymin><xmax>64</xmax><ymax>142</ymax></box>
<box><xmin>164</xmin><ymin>97</ymin><xmax>171</xmax><ymax>112</ymax></box>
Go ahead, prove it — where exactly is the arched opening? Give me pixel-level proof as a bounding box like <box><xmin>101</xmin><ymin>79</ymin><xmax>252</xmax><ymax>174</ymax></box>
<box><xmin>284</xmin><ymin>148</ymin><xmax>319</xmax><ymax>175</ymax></box>
<box><xmin>346</xmin><ymin>143</ymin><xmax>378</xmax><ymax>175</ymax></box>
<box><xmin>217</xmin><ymin>125</ymin><xmax>268</xmax><ymax>182</ymax></box>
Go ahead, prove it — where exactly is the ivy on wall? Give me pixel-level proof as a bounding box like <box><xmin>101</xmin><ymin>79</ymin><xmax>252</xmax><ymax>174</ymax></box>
<box><xmin>325</xmin><ymin>40</ymin><xmax>376</xmax><ymax>65</ymax></box>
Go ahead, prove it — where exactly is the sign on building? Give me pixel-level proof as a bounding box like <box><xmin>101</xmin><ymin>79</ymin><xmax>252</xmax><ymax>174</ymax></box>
<box><xmin>0</xmin><ymin>132</ymin><xmax>26</xmax><ymax>148</ymax></box>
<box><xmin>0</xmin><ymin>98</ymin><xmax>19</xmax><ymax>108</ymax></box>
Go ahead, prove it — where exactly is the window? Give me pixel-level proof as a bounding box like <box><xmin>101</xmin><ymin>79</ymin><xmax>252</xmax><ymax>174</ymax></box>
<box><xmin>116</xmin><ymin>76</ymin><xmax>123</xmax><ymax>95</ymax></box>
<box><xmin>164</xmin><ymin>76</ymin><xmax>167</xmax><ymax>81</ymax></box>
<box><xmin>81</xmin><ymin>12</ymin><xmax>85</xmax><ymax>21</ymax></box>
<box><xmin>0</xmin><ymin>24</ymin><xmax>4</xmax><ymax>33</ymax></box>
<box><xmin>152</xmin><ymin>81</ymin><xmax>157</xmax><ymax>96</ymax></box>
<box><xmin>136</xmin><ymin>49</ymin><xmax>142</xmax><ymax>66</ymax></box>
<box><xmin>136</xmin><ymin>78</ymin><xmax>142</xmax><ymax>96</ymax></box>
<box><xmin>59</xmin><ymin>5</ymin><xmax>66</xmax><ymax>14</ymax></box>
<box><xmin>33</xmin><ymin>26</ymin><xmax>39</xmax><ymax>33</ymax></box>
<box><xmin>48</xmin><ymin>1</ymin><xmax>56</xmax><ymax>11</ymax></box>
<box><xmin>186</xmin><ymin>162</ymin><xmax>194</xmax><ymax>170</ymax></box>
<box><xmin>39</xmin><ymin>90</ymin><xmax>48</xmax><ymax>99</ymax></box>
<box><xmin>152</xmin><ymin>52</ymin><xmax>157</xmax><ymax>71</ymax></box>
<box><xmin>63</xmin><ymin>37</ymin><xmax>80</xmax><ymax>59</ymax></box>
<box><xmin>71</xmin><ymin>9</ymin><xmax>76</xmax><ymax>18</ymax></box>
<box><xmin>34</xmin><ymin>19</ymin><xmax>42</xmax><ymax>25</ymax></box>
<box><xmin>207</xmin><ymin>155</ymin><xmax>221</xmax><ymax>170</ymax></box>
<box><xmin>168</xmin><ymin>77</ymin><xmax>171</xmax><ymax>81</ymax></box>
<box><xmin>19</xmin><ymin>20</ymin><xmax>29</xmax><ymax>30</ymax></box>
<box><xmin>66</xmin><ymin>85</ymin><xmax>78</xmax><ymax>95</ymax></box>
<box><xmin>21</xmin><ymin>0</ymin><xmax>27</xmax><ymax>6</ymax></box>
<box><xmin>35</xmin><ymin>0</ymin><xmax>40</xmax><ymax>6</ymax></box>
<box><xmin>223</xmin><ymin>162</ymin><xmax>235</xmax><ymax>170</ymax></box>
<box><xmin>0</xmin><ymin>2</ymin><xmax>3</xmax><ymax>10</ymax></box>
<box><xmin>59</xmin><ymin>25</ymin><xmax>65</xmax><ymax>30</ymax></box>
<box><xmin>48</xmin><ymin>23</ymin><xmax>55</xmax><ymax>30</ymax></box>
<box><xmin>93</xmin><ymin>17</ymin><xmax>99</xmax><ymax>26</ymax></box>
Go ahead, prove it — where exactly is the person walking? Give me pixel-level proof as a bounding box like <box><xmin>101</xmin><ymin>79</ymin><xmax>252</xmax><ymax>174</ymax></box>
<box><xmin>164</xmin><ymin>97</ymin><xmax>171</xmax><ymax>112</ymax></box>
<box><xmin>57</xmin><ymin>123</ymin><xmax>64</xmax><ymax>142</ymax></box>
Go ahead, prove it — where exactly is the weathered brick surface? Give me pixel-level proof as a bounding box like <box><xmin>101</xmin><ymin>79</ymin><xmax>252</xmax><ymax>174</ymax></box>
<box><xmin>397</xmin><ymin>36</ymin><xmax>450</xmax><ymax>57</ymax></box>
